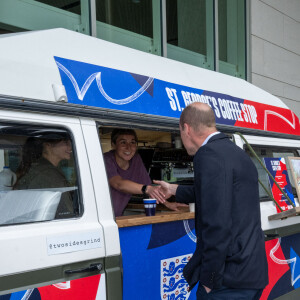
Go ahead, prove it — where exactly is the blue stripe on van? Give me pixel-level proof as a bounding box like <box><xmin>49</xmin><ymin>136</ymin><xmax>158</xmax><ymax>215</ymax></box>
<box><xmin>54</xmin><ymin>56</ymin><xmax>246</xmax><ymax>127</ymax></box>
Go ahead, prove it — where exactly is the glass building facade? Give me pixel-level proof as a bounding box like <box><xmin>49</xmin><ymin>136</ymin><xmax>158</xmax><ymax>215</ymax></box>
<box><xmin>0</xmin><ymin>0</ymin><xmax>247</xmax><ymax>79</ymax></box>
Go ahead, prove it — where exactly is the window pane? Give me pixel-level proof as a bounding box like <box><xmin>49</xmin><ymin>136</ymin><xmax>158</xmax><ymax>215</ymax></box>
<box><xmin>96</xmin><ymin>0</ymin><xmax>153</xmax><ymax>38</ymax></box>
<box><xmin>34</xmin><ymin>0</ymin><xmax>81</xmax><ymax>14</ymax></box>
<box><xmin>0</xmin><ymin>124</ymin><xmax>80</xmax><ymax>225</ymax></box>
<box><xmin>166</xmin><ymin>0</ymin><xmax>213</xmax><ymax>69</ymax></box>
<box><xmin>218</xmin><ymin>0</ymin><xmax>246</xmax><ymax>78</ymax></box>
<box><xmin>167</xmin><ymin>0</ymin><xmax>206</xmax><ymax>55</ymax></box>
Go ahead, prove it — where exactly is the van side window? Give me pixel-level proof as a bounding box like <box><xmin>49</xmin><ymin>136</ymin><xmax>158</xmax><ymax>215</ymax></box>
<box><xmin>245</xmin><ymin>146</ymin><xmax>299</xmax><ymax>201</ymax></box>
<box><xmin>0</xmin><ymin>124</ymin><xmax>80</xmax><ymax>225</ymax></box>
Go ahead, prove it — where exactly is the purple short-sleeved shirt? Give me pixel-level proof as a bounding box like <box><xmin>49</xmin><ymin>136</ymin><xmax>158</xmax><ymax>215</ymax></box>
<box><xmin>104</xmin><ymin>150</ymin><xmax>152</xmax><ymax>217</ymax></box>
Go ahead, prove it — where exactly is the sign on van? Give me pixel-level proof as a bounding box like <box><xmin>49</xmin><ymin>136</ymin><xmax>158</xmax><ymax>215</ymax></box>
<box><xmin>47</xmin><ymin>231</ymin><xmax>102</xmax><ymax>255</ymax></box>
<box><xmin>264</xmin><ymin>157</ymin><xmax>295</xmax><ymax>212</ymax></box>
<box><xmin>55</xmin><ymin>57</ymin><xmax>300</xmax><ymax>136</ymax></box>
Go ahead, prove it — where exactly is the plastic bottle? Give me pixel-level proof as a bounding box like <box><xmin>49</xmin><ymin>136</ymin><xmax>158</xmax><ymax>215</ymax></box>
<box><xmin>0</xmin><ymin>166</ymin><xmax>17</xmax><ymax>190</ymax></box>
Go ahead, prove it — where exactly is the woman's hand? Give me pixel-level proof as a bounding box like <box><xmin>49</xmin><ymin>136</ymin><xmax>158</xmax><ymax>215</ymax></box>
<box><xmin>153</xmin><ymin>180</ymin><xmax>178</xmax><ymax>202</ymax></box>
<box><xmin>146</xmin><ymin>185</ymin><xmax>166</xmax><ymax>203</ymax></box>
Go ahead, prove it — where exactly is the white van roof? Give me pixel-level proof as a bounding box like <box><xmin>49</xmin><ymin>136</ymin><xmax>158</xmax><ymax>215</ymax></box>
<box><xmin>0</xmin><ymin>28</ymin><xmax>284</xmax><ymax>107</ymax></box>
<box><xmin>0</xmin><ymin>28</ymin><xmax>299</xmax><ymax>136</ymax></box>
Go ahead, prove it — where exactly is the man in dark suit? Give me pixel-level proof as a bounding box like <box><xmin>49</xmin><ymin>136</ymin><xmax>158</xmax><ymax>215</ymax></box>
<box><xmin>155</xmin><ymin>102</ymin><xmax>268</xmax><ymax>299</ymax></box>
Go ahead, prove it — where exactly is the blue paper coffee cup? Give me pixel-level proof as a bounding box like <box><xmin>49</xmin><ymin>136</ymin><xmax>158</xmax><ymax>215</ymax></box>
<box><xmin>143</xmin><ymin>199</ymin><xmax>156</xmax><ymax>216</ymax></box>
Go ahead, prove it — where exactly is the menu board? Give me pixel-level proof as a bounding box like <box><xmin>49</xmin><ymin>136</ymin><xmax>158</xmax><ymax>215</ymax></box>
<box><xmin>263</xmin><ymin>157</ymin><xmax>295</xmax><ymax>213</ymax></box>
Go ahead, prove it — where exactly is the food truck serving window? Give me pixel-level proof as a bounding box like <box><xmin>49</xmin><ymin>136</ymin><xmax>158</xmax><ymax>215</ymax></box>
<box><xmin>0</xmin><ymin>123</ymin><xmax>80</xmax><ymax>225</ymax></box>
<box><xmin>99</xmin><ymin>126</ymin><xmax>193</xmax><ymax>217</ymax></box>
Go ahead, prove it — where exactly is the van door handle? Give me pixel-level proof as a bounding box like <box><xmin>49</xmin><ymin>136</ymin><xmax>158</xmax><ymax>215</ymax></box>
<box><xmin>65</xmin><ymin>263</ymin><xmax>103</xmax><ymax>274</ymax></box>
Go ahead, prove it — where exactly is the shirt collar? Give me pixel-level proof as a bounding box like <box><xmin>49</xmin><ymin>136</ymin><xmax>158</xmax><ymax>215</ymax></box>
<box><xmin>201</xmin><ymin>131</ymin><xmax>220</xmax><ymax>147</ymax></box>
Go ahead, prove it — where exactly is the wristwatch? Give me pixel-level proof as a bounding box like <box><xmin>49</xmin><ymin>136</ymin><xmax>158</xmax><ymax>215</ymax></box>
<box><xmin>141</xmin><ymin>185</ymin><xmax>148</xmax><ymax>195</ymax></box>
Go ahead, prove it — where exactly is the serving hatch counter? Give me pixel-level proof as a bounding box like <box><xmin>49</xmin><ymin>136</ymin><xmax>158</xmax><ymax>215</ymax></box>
<box><xmin>116</xmin><ymin>206</ymin><xmax>198</xmax><ymax>300</ymax></box>
<box><xmin>116</xmin><ymin>205</ymin><xmax>194</xmax><ymax>227</ymax></box>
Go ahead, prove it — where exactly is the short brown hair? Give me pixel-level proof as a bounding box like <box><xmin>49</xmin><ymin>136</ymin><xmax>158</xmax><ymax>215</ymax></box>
<box><xmin>179</xmin><ymin>103</ymin><xmax>216</xmax><ymax>132</ymax></box>
<box><xmin>111</xmin><ymin>128</ymin><xmax>138</xmax><ymax>145</ymax></box>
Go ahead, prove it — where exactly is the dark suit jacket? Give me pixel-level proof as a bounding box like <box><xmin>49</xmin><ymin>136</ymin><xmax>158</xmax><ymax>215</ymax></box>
<box><xmin>176</xmin><ymin>133</ymin><xmax>268</xmax><ymax>290</ymax></box>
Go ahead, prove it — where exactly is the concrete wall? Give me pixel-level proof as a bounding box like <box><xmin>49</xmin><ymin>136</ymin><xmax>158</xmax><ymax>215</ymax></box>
<box><xmin>251</xmin><ymin>0</ymin><xmax>300</xmax><ymax>117</ymax></box>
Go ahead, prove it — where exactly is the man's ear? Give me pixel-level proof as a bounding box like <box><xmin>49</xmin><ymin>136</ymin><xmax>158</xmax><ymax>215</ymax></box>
<box><xmin>183</xmin><ymin>123</ymin><xmax>190</xmax><ymax>135</ymax></box>
<box><xmin>111</xmin><ymin>142</ymin><xmax>116</xmax><ymax>150</ymax></box>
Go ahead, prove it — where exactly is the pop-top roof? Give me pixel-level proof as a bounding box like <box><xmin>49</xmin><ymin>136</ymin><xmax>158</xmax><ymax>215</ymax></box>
<box><xmin>0</xmin><ymin>28</ymin><xmax>285</xmax><ymax>107</ymax></box>
<box><xmin>0</xmin><ymin>28</ymin><xmax>299</xmax><ymax>136</ymax></box>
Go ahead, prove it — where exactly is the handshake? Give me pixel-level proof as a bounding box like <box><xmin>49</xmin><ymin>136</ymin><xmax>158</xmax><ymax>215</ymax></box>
<box><xmin>146</xmin><ymin>180</ymin><xmax>187</xmax><ymax>211</ymax></box>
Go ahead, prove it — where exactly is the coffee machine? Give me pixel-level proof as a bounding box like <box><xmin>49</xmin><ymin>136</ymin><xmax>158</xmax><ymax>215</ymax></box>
<box><xmin>161</xmin><ymin>162</ymin><xmax>194</xmax><ymax>183</ymax></box>
<box><xmin>149</xmin><ymin>148</ymin><xmax>194</xmax><ymax>184</ymax></box>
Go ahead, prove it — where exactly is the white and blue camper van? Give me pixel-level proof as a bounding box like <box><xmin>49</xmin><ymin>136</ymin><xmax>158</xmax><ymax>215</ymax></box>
<box><xmin>0</xmin><ymin>29</ymin><xmax>300</xmax><ymax>300</ymax></box>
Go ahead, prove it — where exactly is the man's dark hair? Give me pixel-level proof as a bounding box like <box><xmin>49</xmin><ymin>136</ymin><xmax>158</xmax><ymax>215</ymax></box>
<box><xmin>111</xmin><ymin>128</ymin><xmax>138</xmax><ymax>145</ymax></box>
<box><xmin>179</xmin><ymin>103</ymin><xmax>216</xmax><ymax>131</ymax></box>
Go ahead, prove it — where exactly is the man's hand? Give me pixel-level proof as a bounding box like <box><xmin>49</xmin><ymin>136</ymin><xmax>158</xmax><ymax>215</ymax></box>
<box><xmin>203</xmin><ymin>285</ymin><xmax>211</xmax><ymax>293</ymax></box>
<box><xmin>153</xmin><ymin>180</ymin><xmax>178</xmax><ymax>203</ymax></box>
<box><xmin>164</xmin><ymin>201</ymin><xmax>188</xmax><ymax>211</ymax></box>
<box><xmin>146</xmin><ymin>185</ymin><xmax>165</xmax><ymax>203</ymax></box>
